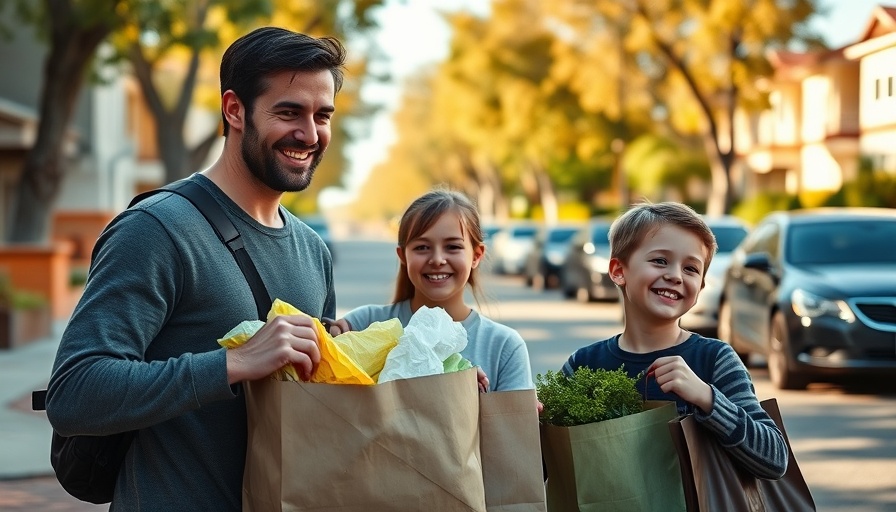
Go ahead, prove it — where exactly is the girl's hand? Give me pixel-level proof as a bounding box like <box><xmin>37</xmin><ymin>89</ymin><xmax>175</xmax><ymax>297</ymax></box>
<box><xmin>477</xmin><ymin>367</ymin><xmax>490</xmax><ymax>393</ymax></box>
<box><xmin>323</xmin><ymin>317</ymin><xmax>352</xmax><ymax>337</ymax></box>
<box><xmin>647</xmin><ymin>356</ymin><xmax>713</xmax><ymax>413</ymax></box>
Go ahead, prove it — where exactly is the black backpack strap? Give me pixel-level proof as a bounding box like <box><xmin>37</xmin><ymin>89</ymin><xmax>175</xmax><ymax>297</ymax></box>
<box><xmin>32</xmin><ymin>179</ymin><xmax>273</xmax><ymax>413</ymax></box>
<box><xmin>131</xmin><ymin>179</ymin><xmax>272</xmax><ymax>320</ymax></box>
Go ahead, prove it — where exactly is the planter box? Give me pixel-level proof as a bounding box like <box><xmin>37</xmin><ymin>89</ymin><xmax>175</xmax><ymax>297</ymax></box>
<box><xmin>0</xmin><ymin>306</ymin><xmax>52</xmax><ymax>350</ymax></box>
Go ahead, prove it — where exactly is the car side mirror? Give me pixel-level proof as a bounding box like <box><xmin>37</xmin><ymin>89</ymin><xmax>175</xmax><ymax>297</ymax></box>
<box><xmin>742</xmin><ymin>252</ymin><xmax>773</xmax><ymax>272</ymax></box>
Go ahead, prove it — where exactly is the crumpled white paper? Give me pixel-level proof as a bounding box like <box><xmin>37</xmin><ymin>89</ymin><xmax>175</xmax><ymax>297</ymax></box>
<box><xmin>377</xmin><ymin>306</ymin><xmax>468</xmax><ymax>384</ymax></box>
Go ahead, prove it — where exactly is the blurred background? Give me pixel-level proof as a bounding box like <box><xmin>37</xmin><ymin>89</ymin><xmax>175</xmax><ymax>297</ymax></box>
<box><xmin>0</xmin><ymin>0</ymin><xmax>894</xmax><ymax>348</ymax></box>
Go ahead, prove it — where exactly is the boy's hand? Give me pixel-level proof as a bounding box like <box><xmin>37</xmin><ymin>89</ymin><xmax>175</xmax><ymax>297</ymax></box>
<box><xmin>647</xmin><ymin>356</ymin><xmax>713</xmax><ymax>414</ymax></box>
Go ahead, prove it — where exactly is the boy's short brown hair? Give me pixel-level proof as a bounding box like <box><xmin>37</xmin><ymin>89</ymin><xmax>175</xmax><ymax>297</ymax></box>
<box><xmin>609</xmin><ymin>201</ymin><xmax>718</xmax><ymax>280</ymax></box>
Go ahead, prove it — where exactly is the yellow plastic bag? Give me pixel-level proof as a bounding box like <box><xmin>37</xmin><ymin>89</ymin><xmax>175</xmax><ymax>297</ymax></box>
<box><xmin>219</xmin><ymin>299</ymin><xmax>402</xmax><ymax>385</ymax></box>
<box><xmin>266</xmin><ymin>299</ymin><xmax>374</xmax><ymax>385</ymax></box>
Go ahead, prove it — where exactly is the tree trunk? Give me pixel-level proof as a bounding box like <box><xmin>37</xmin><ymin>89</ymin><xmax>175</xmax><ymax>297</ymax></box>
<box><xmin>7</xmin><ymin>4</ymin><xmax>119</xmax><ymax>243</ymax></box>
<box><xmin>532</xmin><ymin>165</ymin><xmax>558</xmax><ymax>225</ymax></box>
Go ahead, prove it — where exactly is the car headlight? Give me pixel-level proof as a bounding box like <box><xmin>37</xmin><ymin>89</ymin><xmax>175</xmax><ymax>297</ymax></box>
<box><xmin>545</xmin><ymin>249</ymin><xmax>565</xmax><ymax>265</ymax></box>
<box><xmin>791</xmin><ymin>289</ymin><xmax>855</xmax><ymax>323</ymax></box>
<box><xmin>589</xmin><ymin>255</ymin><xmax>610</xmax><ymax>273</ymax></box>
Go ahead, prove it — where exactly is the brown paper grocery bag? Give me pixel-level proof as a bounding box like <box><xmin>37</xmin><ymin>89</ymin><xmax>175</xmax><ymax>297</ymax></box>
<box><xmin>540</xmin><ymin>400</ymin><xmax>685</xmax><ymax>512</ymax></box>
<box><xmin>243</xmin><ymin>367</ymin><xmax>486</xmax><ymax>512</ymax></box>
<box><xmin>479</xmin><ymin>389</ymin><xmax>547</xmax><ymax>512</ymax></box>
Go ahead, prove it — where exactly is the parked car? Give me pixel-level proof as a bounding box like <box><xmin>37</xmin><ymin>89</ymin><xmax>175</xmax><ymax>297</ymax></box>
<box><xmin>719</xmin><ymin>208</ymin><xmax>896</xmax><ymax>389</ymax></box>
<box><xmin>559</xmin><ymin>220</ymin><xmax>617</xmax><ymax>302</ymax></box>
<box><xmin>679</xmin><ymin>216</ymin><xmax>750</xmax><ymax>337</ymax></box>
<box><xmin>523</xmin><ymin>224</ymin><xmax>581</xmax><ymax>290</ymax></box>
<box><xmin>302</xmin><ymin>216</ymin><xmax>336</xmax><ymax>263</ymax></box>
<box><xmin>490</xmin><ymin>222</ymin><xmax>538</xmax><ymax>275</ymax></box>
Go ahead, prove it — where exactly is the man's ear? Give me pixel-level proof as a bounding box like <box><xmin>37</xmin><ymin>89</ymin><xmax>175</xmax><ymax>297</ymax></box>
<box><xmin>222</xmin><ymin>90</ymin><xmax>245</xmax><ymax>131</ymax></box>
<box><xmin>609</xmin><ymin>257</ymin><xmax>625</xmax><ymax>286</ymax></box>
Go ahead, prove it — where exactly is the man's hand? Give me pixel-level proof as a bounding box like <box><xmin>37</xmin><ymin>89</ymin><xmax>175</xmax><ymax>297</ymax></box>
<box><xmin>226</xmin><ymin>314</ymin><xmax>322</xmax><ymax>383</ymax></box>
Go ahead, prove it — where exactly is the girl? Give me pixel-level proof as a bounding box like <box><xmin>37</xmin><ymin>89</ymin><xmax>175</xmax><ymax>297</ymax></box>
<box><xmin>331</xmin><ymin>189</ymin><xmax>534</xmax><ymax>392</ymax></box>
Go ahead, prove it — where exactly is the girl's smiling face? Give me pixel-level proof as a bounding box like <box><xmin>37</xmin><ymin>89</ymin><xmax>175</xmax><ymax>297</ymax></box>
<box><xmin>611</xmin><ymin>224</ymin><xmax>708</xmax><ymax>324</ymax></box>
<box><xmin>399</xmin><ymin>211</ymin><xmax>484</xmax><ymax>318</ymax></box>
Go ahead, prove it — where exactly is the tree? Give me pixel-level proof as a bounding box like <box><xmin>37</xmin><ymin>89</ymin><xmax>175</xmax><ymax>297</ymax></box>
<box><xmin>113</xmin><ymin>0</ymin><xmax>385</xmax><ymax>200</ymax></box>
<box><xmin>546</xmin><ymin>0</ymin><xmax>822</xmax><ymax>214</ymax></box>
<box><xmin>6</xmin><ymin>0</ymin><xmax>126</xmax><ymax>243</ymax></box>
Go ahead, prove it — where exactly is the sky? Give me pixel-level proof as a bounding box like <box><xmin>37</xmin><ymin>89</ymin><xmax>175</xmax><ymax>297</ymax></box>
<box><xmin>322</xmin><ymin>0</ymin><xmax>886</xmax><ymax>209</ymax></box>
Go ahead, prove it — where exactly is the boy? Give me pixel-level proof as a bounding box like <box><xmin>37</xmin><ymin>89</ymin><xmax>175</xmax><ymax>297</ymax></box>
<box><xmin>561</xmin><ymin>202</ymin><xmax>787</xmax><ymax>479</ymax></box>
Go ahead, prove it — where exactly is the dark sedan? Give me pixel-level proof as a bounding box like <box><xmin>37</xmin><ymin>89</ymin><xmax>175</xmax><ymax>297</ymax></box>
<box><xmin>523</xmin><ymin>224</ymin><xmax>581</xmax><ymax>290</ymax></box>
<box><xmin>559</xmin><ymin>220</ymin><xmax>617</xmax><ymax>302</ymax></box>
<box><xmin>719</xmin><ymin>208</ymin><xmax>896</xmax><ymax>389</ymax></box>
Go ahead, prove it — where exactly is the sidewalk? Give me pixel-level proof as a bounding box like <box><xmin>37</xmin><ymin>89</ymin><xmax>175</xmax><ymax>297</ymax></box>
<box><xmin>0</xmin><ymin>319</ymin><xmax>66</xmax><ymax>481</ymax></box>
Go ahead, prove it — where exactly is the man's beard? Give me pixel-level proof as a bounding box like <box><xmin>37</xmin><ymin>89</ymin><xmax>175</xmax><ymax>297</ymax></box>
<box><xmin>240</xmin><ymin>117</ymin><xmax>324</xmax><ymax>192</ymax></box>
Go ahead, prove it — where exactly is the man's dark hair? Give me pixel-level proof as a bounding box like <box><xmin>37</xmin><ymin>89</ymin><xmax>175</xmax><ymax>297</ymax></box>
<box><xmin>219</xmin><ymin>27</ymin><xmax>347</xmax><ymax>136</ymax></box>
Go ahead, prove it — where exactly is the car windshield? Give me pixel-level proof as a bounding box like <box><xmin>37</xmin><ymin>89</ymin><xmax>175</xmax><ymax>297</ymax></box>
<box><xmin>590</xmin><ymin>225</ymin><xmax>611</xmax><ymax>245</ymax></box>
<box><xmin>512</xmin><ymin>227</ymin><xmax>537</xmax><ymax>238</ymax></box>
<box><xmin>548</xmin><ymin>228</ymin><xmax>578</xmax><ymax>243</ymax></box>
<box><xmin>712</xmin><ymin>226</ymin><xmax>748</xmax><ymax>253</ymax></box>
<box><xmin>788</xmin><ymin>220</ymin><xmax>896</xmax><ymax>265</ymax></box>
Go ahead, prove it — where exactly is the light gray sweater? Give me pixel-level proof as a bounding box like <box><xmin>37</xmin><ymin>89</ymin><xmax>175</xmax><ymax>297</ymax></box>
<box><xmin>344</xmin><ymin>300</ymin><xmax>535</xmax><ymax>391</ymax></box>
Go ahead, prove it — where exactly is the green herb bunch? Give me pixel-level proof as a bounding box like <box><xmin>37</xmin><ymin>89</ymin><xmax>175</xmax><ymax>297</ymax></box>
<box><xmin>536</xmin><ymin>366</ymin><xmax>644</xmax><ymax>427</ymax></box>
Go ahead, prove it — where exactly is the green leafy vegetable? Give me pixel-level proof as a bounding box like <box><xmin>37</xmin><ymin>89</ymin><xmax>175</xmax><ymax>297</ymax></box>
<box><xmin>536</xmin><ymin>366</ymin><xmax>644</xmax><ymax>427</ymax></box>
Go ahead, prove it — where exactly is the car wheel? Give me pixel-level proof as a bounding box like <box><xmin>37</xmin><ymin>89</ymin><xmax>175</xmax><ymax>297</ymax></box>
<box><xmin>576</xmin><ymin>286</ymin><xmax>592</xmax><ymax>303</ymax></box>
<box><xmin>718</xmin><ymin>301</ymin><xmax>750</xmax><ymax>366</ymax></box>
<box><xmin>768</xmin><ymin>312</ymin><xmax>808</xmax><ymax>390</ymax></box>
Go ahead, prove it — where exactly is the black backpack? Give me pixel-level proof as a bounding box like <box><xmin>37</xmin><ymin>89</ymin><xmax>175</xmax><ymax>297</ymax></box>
<box><xmin>32</xmin><ymin>178</ymin><xmax>272</xmax><ymax>504</ymax></box>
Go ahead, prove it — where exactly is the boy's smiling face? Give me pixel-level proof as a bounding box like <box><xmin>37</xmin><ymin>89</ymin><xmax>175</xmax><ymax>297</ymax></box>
<box><xmin>611</xmin><ymin>224</ymin><xmax>708</xmax><ymax>324</ymax></box>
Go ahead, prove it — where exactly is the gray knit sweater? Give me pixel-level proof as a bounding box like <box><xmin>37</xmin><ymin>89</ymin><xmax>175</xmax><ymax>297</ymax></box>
<box><xmin>46</xmin><ymin>174</ymin><xmax>336</xmax><ymax>511</ymax></box>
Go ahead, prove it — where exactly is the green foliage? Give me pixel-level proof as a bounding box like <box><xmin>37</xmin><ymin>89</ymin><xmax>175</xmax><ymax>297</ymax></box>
<box><xmin>536</xmin><ymin>366</ymin><xmax>644</xmax><ymax>427</ymax></box>
<box><xmin>822</xmin><ymin>158</ymin><xmax>896</xmax><ymax>208</ymax></box>
<box><xmin>0</xmin><ymin>274</ymin><xmax>47</xmax><ymax>311</ymax></box>
<box><xmin>731</xmin><ymin>191</ymin><xmax>801</xmax><ymax>225</ymax></box>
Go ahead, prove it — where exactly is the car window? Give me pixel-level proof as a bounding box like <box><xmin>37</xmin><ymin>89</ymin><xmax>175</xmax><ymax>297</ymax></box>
<box><xmin>788</xmin><ymin>220</ymin><xmax>896</xmax><ymax>265</ymax></box>
<box><xmin>548</xmin><ymin>228</ymin><xmax>578</xmax><ymax>243</ymax></box>
<box><xmin>590</xmin><ymin>225</ymin><xmax>611</xmax><ymax>245</ymax></box>
<box><xmin>742</xmin><ymin>222</ymin><xmax>779</xmax><ymax>258</ymax></box>
<box><xmin>711</xmin><ymin>226</ymin><xmax>748</xmax><ymax>253</ymax></box>
<box><xmin>512</xmin><ymin>227</ymin><xmax>538</xmax><ymax>238</ymax></box>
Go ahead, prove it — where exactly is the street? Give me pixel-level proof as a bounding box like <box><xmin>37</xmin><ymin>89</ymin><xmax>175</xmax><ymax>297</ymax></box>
<box><xmin>2</xmin><ymin>238</ymin><xmax>894</xmax><ymax>511</ymax></box>
<box><xmin>335</xmin><ymin>239</ymin><xmax>896</xmax><ymax>512</ymax></box>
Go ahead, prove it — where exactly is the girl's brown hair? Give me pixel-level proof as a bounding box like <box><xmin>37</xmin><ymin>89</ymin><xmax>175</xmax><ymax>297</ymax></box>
<box><xmin>392</xmin><ymin>189</ymin><xmax>485</xmax><ymax>304</ymax></box>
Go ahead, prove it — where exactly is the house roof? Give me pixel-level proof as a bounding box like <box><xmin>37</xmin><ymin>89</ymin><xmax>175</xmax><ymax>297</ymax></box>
<box><xmin>857</xmin><ymin>5</ymin><xmax>896</xmax><ymax>42</ymax></box>
<box><xmin>844</xmin><ymin>4</ymin><xmax>896</xmax><ymax>60</ymax></box>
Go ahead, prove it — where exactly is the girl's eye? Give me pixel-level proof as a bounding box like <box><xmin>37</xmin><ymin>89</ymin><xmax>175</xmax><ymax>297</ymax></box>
<box><xmin>410</xmin><ymin>244</ymin><xmax>429</xmax><ymax>252</ymax></box>
<box><xmin>447</xmin><ymin>244</ymin><xmax>464</xmax><ymax>251</ymax></box>
<box><xmin>685</xmin><ymin>266</ymin><xmax>701</xmax><ymax>274</ymax></box>
<box><xmin>652</xmin><ymin>258</ymin><xmax>667</xmax><ymax>265</ymax></box>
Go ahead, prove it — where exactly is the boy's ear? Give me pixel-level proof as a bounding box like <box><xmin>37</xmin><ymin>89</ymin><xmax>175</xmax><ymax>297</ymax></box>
<box><xmin>609</xmin><ymin>257</ymin><xmax>625</xmax><ymax>286</ymax></box>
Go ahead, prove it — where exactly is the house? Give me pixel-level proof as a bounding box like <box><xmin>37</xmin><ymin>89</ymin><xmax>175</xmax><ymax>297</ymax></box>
<box><xmin>844</xmin><ymin>5</ymin><xmax>896</xmax><ymax>172</ymax></box>
<box><xmin>739</xmin><ymin>4</ymin><xmax>896</xmax><ymax>200</ymax></box>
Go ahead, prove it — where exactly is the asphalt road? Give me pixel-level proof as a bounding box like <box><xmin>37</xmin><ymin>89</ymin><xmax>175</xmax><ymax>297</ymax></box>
<box><xmin>334</xmin><ymin>239</ymin><xmax>896</xmax><ymax>512</ymax></box>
